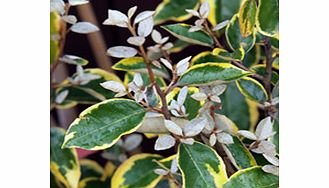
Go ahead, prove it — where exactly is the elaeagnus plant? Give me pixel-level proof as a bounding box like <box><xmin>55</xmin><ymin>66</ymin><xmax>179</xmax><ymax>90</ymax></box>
<box><xmin>50</xmin><ymin>0</ymin><xmax>279</xmax><ymax>187</ymax></box>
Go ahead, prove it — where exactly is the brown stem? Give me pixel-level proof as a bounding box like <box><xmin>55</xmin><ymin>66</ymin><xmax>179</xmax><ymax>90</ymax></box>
<box><xmin>231</xmin><ymin>61</ymin><xmax>265</xmax><ymax>81</ymax></box>
<box><xmin>264</xmin><ymin>37</ymin><xmax>273</xmax><ymax>102</ymax></box>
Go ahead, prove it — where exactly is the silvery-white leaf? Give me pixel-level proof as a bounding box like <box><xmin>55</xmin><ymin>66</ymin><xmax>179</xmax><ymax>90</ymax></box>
<box><xmin>180</xmin><ymin>105</ymin><xmax>186</xmax><ymax>115</ymax></box>
<box><xmin>169</xmin><ymin>100</ymin><xmax>179</xmax><ymax>110</ymax></box>
<box><xmin>255</xmin><ymin>117</ymin><xmax>274</xmax><ymax>140</ymax></box>
<box><xmin>154</xmin><ymin>135</ymin><xmax>176</xmax><ymax>151</ymax></box>
<box><xmin>151</xmin><ymin>30</ymin><xmax>163</xmax><ymax>44</ymax></box>
<box><xmin>137</xmin><ymin>16</ymin><xmax>154</xmax><ymax>37</ymax></box>
<box><xmin>55</xmin><ymin>90</ymin><xmax>69</xmax><ymax>104</ymax></box>
<box><xmin>154</xmin><ymin>169</ymin><xmax>169</xmax><ymax>176</ymax></box>
<box><xmin>164</xmin><ymin>120</ymin><xmax>183</xmax><ymax>136</ymax></box>
<box><xmin>211</xmin><ymin>84</ymin><xmax>227</xmax><ymax>96</ymax></box>
<box><xmin>128</xmin><ymin>82</ymin><xmax>139</xmax><ymax>92</ymax></box>
<box><xmin>103</xmin><ymin>9</ymin><xmax>128</xmax><ymax>28</ymax></box>
<box><xmin>170</xmin><ymin>158</ymin><xmax>178</xmax><ymax>173</ymax></box>
<box><xmin>152</xmin><ymin>60</ymin><xmax>162</xmax><ymax>69</ymax></box>
<box><xmin>214</xmin><ymin>114</ymin><xmax>236</xmax><ymax>134</ymax></box>
<box><xmin>76</xmin><ymin>65</ymin><xmax>84</xmax><ymax>75</ymax></box>
<box><xmin>262</xmin><ymin>165</ymin><xmax>279</xmax><ymax>176</ymax></box>
<box><xmin>160</xmin><ymin>37</ymin><xmax>169</xmax><ymax>44</ymax></box>
<box><xmin>118</xmin><ymin>154</ymin><xmax>128</xmax><ymax>162</ymax></box>
<box><xmin>124</xmin><ymin>134</ymin><xmax>143</xmax><ymax>151</ymax></box>
<box><xmin>134</xmin><ymin>91</ymin><xmax>145</xmax><ymax>102</ymax></box>
<box><xmin>258</xmin><ymin>141</ymin><xmax>277</xmax><ymax>156</ymax></box>
<box><xmin>209</xmin><ymin>133</ymin><xmax>217</xmax><ymax>146</ymax></box>
<box><xmin>145</xmin><ymin>111</ymin><xmax>163</xmax><ymax>118</ymax></box>
<box><xmin>147</xmin><ymin>45</ymin><xmax>161</xmax><ymax>53</ymax></box>
<box><xmin>217</xmin><ymin>132</ymin><xmax>234</xmax><ymax>144</ymax></box>
<box><xmin>210</xmin><ymin>95</ymin><xmax>221</xmax><ymax>103</ymax></box>
<box><xmin>107</xmin><ymin>46</ymin><xmax>138</xmax><ymax>58</ymax></box>
<box><xmin>62</xmin><ymin>15</ymin><xmax>77</xmax><ymax>24</ymax></box>
<box><xmin>200</xmin><ymin>86</ymin><xmax>212</xmax><ymax>95</ymax></box>
<box><xmin>202</xmin><ymin>112</ymin><xmax>215</xmax><ymax>131</ymax></box>
<box><xmin>180</xmin><ymin>138</ymin><xmax>194</xmax><ymax>145</ymax></box>
<box><xmin>114</xmin><ymin>91</ymin><xmax>127</xmax><ymax>97</ymax></box>
<box><xmin>263</xmin><ymin>154</ymin><xmax>279</xmax><ymax>166</ymax></box>
<box><xmin>79</xmin><ymin>74</ymin><xmax>101</xmax><ymax>85</ymax></box>
<box><xmin>171</xmin><ymin>109</ymin><xmax>181</xmax><ymax>117</ymax></box>
<box><xmin>191</xmin><ymin>92</ymin><xmax>208</xmax><ymax>101</ymax></box>
<box><xmin>199</xmin><ymin>2</ymin><xmax>210</xmax><ymax>18</ymax></box>
<box><xmin>71</xmin><ymin>22</ymin><xmax>99</xmax><ymax>34</ymax></box>
<box><xmin>177</xmin><ymin>86</ymin><xmax>188</xmax><ymax>106</ymax></box>
<box><xmin>133</xmin><ymin>73</ymin><xmax>144</xmax><ymax>87</ymax></box>
<box><xmin>128</xmin><ymin>6</ymin><xmax>138</xmax><ymax>19</ymax></box>
<box><xmin>100</xmin><ymin>81</ymin><xmax>126</xmax><ymax>93</ymax></box>
<box><xmin>264</xmin><ymin>102</ymin><xmax>271</xmax><ymax>108</ymax></box>
<box><xmin>185</xmin><ymin>9</ymin><xmax>200</xmax><ymax>17</ymax></box>
<box><xmin>251</xmin><ymin>147</ymin><xmax>263</xmax><ymax>154</ymax></box>
<box><xmin>50</xmin><ymin>0</ymin><xmax>65</xmax><ymax>15</ymax></box>
<box><xmin>271</xmin><ymin>97</ymin><xmax>279</xmax><ymax>105</ymax></box>
<box><xmin>188</xmin><ymin>25</ymin><xmax>203</xmax><ymax>32</ymax></box>
<box><xmin>195</xmin><ymin>19</ymin><xmax>205</xmax><ymax>27</ymax></box>
<box><xmin>183</xmin><ymin>117</ymin><xmax>207</xmax><ymax>137</ymax></box>
<box><xmin>162</xmin><ymin>42</ymin><xmax>174</xmax><ymax>50</ymax></box>
<box><xmin>237</xmin><ymin>130</ymin><xmax>257</xmax><ymax>140</ymax></box>
<box><xmin>59</xmin><ymin>55</ymin><xmax>88</xmax><ymax>65</ymax></box>
<box><xmin>176</xmin><ymin>56</ymin><xmax>191</xmax><ymax>76</ymax></box>
<box><xmin>127</xmin><ymin>36</ymin><xmax>145</xmax><ymax>46</ymax></box>
<box><xmin>134</xmin><ymin>10</ymin><xmax>155</xmax><ymax>24</ymax></box>
<box><xmin>68</xmin><ymin>0</ymin><xmax>89</xmax><ymax>6</ymax></box>
<box><xmin>212</xmin><ymin>20</ymin><xmax>229</xmax><ymax>31</ymax></box>
<box><xmin>160</xmin><ymin>58</ymin><xmax>173</xmax><ymax>70</ymax></box>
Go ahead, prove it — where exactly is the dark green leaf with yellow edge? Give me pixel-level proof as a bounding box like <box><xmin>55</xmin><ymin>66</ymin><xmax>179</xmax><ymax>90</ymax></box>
<box><xmin>111</xmin><ymin>154</ymin><xmax>163</xmax><ymax>188</ymax></box>
<box><xmin>178</xmin><ymin>142</ymin><xmax>228</xmax><ymax>188</ymax></box>
<box><xmin>156</xmin><ymin>155</ymin><xmax>181</xmax><ymax>188</ymax></box>
<box><xmin>162</xmin><ymin>24</ymin><xmax>214</xmax><ymax>47</ymax></box>
<box><xmin>191</xmin><ymin>51</ymin><xmax>229</xmax><ymax>65</ymax></box>
<box><xmin>55</xmin><ymin>69</ymin><xmax>122</xmax><ymax>109</ymax></box>
<box><xmin>218</xmin><ymin>82</ymin><xmax>259</xmax><ymax>130</ymax></box>
<box><xmin>167</xmin><ymin>87</ymin><xmax>203</xmax><ymax>120</ymax></box>
<box><xmin>269</xmin><ymin>119</ymin><xmax>279</xmax><ymax>153</ymax></box>
<box><xmin>236</xmin><ymin>77</ymin><xmax>268</xmax><ymax>103</ymax></box>
<box><xmin>50</xmin><ymin>11</ymin><xmax>60</xmax><ymax>64</ymax></box>
<box><xmin>154</xmin><ymin>0</ymin><xmax>199</xmax><ymax>24</ymax></box>
<box><xmin>243</xmin><ymin>44</ymin><xmax>261</xmax><ymax>68</ymax></box>
<box><xmin>169</xmin><ymin>39</ymin><xmax>190</xmax><ymax>53</ymax></box>
<box><xmin>223</xmin><ymin>166</ymin><xmax>279</xmax><ymax>188</ymax></box>
<box><xmin>272</xmin><ymin>57</ymin><xmax>279</xmax><ymax>70</ymax></box>
<box><xmin>207</xmin><ymin>0</ymin><xmax>242</xmax><ymax>26</ymax></box>
<box><xmin>123</xmin><ymin>72</ymin><xmax>166</xmax><ymax>88</ymax></box>
<box><xmin>51</xmin><ymin>172</ymin><xmax>63</xmax><ymax>188</ymax></box>
<box><xmin>250</xmin><ymin>65</ymin><xmax>279</xmax><ymax>85</ymax></box>
<box><xmin>226</xmin><ymin>14</ymin><xmax>256</xmax><ymax>52</ymax></box>
<box><xmin>212</xmin><ymin>47</ymin><xmax>245</xmax><ymax>61</ymax></box>
<box><xmin>113</xmin><ymin>57</ymin><xmax>170</xmax><ymax>79</ymax></box>
<box><xmin>178</xmin><ymin>63</ymin><xmax>251</xmax><ymax>86</ymax></box>
<box><xmin>50</xmin><ymin>127</ymin><xmax>80</xmax><ymax>188</ymax></box>
<box><xmin>256</xmin><ymin>0</ymin><xmax>279</xmax><ymax>37</ymax></box>
<box><xmin>222</xmin><ymin>136</ymin><xmax>257</xmax><ymax>169</ymax></box>
<box><xmin>80</xmin><ymin>159</ymin><xmax>104</xmax><ymax>179</ymax></box>
<box><xmin>78</xmin><ymin>177</ymin><xmax>109</xmax><ymax>188</ymax></box>
<box><xmin>239</xmin><ymin>0</ymin><xmax>257</xmax><ymax>37</ymax></box>
<box><xmin>62</xmin><ymin>99</ymin><xmax>146</xmax><ymax>150</ymax></box>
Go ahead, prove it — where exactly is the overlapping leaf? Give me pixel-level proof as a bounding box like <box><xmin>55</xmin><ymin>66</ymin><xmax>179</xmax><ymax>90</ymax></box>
<box><xmin>191</xmin><ymin>51</ymin><xmax>228</xmax><ymax>65</ymax></box>
<box><xmin>236</xmin><ymin>77</ymin><xmax>268</xmax><ymax>103</ymax></box>
<box><xmin>256</xmin><ymin>0</ymin><xmax>279</xmax><ymax>37</ymax></box>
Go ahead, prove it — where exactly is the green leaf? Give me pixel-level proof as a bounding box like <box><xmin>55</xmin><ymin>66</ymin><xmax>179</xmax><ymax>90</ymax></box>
<box><xmin>167</xmin><ymin>87</ymin><xmax>202</xmax><ymax>120</ymax></box>
<box><xmin>218</xmin><ymin>82</ymin><xmax>259</xmax><ymax>130</ymax></box>
<box><xmin>239</xmin><ymin>0</ymin><xmax>257</xmax><ymax>37</ymax></box>
<box><xmin>256</xmin><ymin>0</ymin><xmax>279</xmax><ymax>37</ymax></box>
<box><xmin>111</xmin><ymin>154</ymin><xmax>163</xmax><ymax>188</ymax></box>
<box><xmin>178</xmin><ymin>63</ymin><xmax>251</xmax><ymax>86</ymax></box>
<box><xmin>226</xmin><ymin>14</ymin><xmax>256</xmax><ymax>52</ymax></box>
<box><xmin>223</xmin><ymin>166</ymin><xmax>279</xmax><ymax>188</ymax></box>
<box><xmin>154</xmin><ymin>0</ymin><xmax>199</xmax><ymax>24</ymax></box>
<box><xmin>162</xmin><ymin>24</ymin><xmax>214</xmax><ymax>47</ymax></box>
<box><xmin>62</xmin><ymin>99</ymin><xmax>146</xmax><ymax>150</ymax></box>
<box><xmin>113</xmin><ymin>57</ymin><xmax>170</xmax><ymax>79</ymax></box>
<box><xmin>50</xmin><ymin>12</ymin><xmax>60</xmax><ymax>65</ymax></box>
<box><xmin>207</xmin><ymin>0</ymin><xmax>242</xmax><ymax>26</ymax></box>
<box><xmin>222</xmin><ymin>136</ymin><xmax>257</xmax><ymax>169</ymax></box>
<box><xmin>60</xmin><ymin>55</ymin><xmax>89</xmax><ymax>66</ymax></box>
<box><xmin>191</xmin><ymin>51</ymin><xmax>229</xmax><ymax>65</ymax></box>
<box><xmin>236</xmin><ymin>77</ymin><xmax>268</xmax><ymax>103</ymax></box>
<box><xmin>79</xmin><ymin>177</ymin><xmax>109</xmax><ymax>188</ymax></box>
<box><xmin>242</xmin><ymin>44</ymin><xmax>261</xmax><ymax>68</ymax></box>
<box><xmin>269</xmin><ymin>119</ymin><xmax>279</xmax><ymax>153</ymax></box>
<box><xmin>80</xmin><ymin>159</ymin><xmax>104</xmax><ymax>179</ymax></box>
<box><xmin>50</xmin><ymin>127</ymin><xmax>80</xmax><ymax>188</ymax></box>
<box><xmin>169</xmin><ymin>39</ymin><xmax>190</xmax><ymax>53</ymax></box>
<box><xmin>55</xmin><ymin>69</ymin><xmax>122</xmax><ymax>108</ymax></box>
<box><xmin>123</xmin><ymin>72</ymin><xmax>166</xmax><ymax>88</ymax></box>
<box><xmin>212</xmin><ymin>47</ymin><xmax>245</xmax><ymax>61</ymax></box>
<box><xmin>250</xmin><ymin>65</ymin><xmax>279</xmax><ymax>85</ymax></box>
<box><xmin>178</xmin><ymin>142</ymin><xmax>228</xmax><ymax>188</ymax></box>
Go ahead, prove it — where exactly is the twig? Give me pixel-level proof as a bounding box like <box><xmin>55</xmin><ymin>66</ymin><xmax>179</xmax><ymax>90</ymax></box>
<box><xmin>264</xmin><ymin>37</ymin><xmax>273</xmax><ymax>102</ymax></box>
